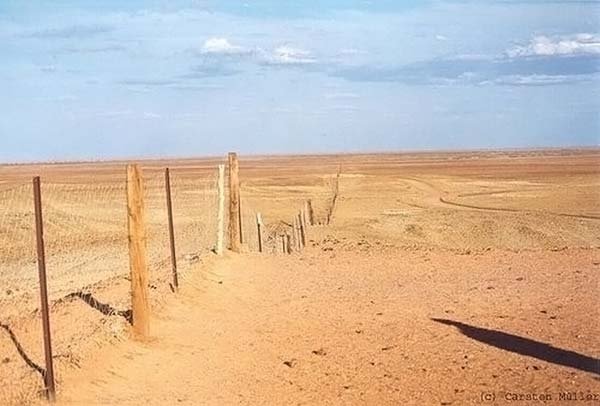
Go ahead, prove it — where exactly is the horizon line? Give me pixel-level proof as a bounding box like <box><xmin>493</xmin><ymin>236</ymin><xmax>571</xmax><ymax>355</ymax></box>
<box><xmin>1</xmin><ymin>145</ymin><xmax>599</xmax><ymax>167</ymax></box>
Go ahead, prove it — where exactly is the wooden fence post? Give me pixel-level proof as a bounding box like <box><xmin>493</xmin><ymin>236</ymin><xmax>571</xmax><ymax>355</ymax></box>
<box><xmin>256</xmin><ymin>213</ymin><xmax>263</xmax><ymax>253</ymax></box>
<box><xmin>293</xmin><ymin>216</ymin><xmax>301</xmax><ymax>252</ymax></box>
<box><xmin>126</xmin><ymin>164</ymin><xmax>150</xmax><ymax>338</ymax></box>
<box><xmin>300</xmin><ymin>209</ymin><xmax>308</xmax><ymax>243</ymax></box>
<box><xmin>305</xmin><ymin>200</ymin><xmax>314</xmax><ymax>226</ymax></box>
<box><xmin>216</xmin><ymin>164</ymin><xmax>225</xmax><ymax>255</ymax></box>
<box><xmin>286</xmin><ymin>233</ymin><xmax>292</xmax><ymax>254</ymax></box>
<box><xmin>291</xmin><ymin>218</ymin><xmax>297</xmax><ymax>252</ymax></box>
<box><xmin>298</xmin><ymin>212</ymin><xmax>306</xmax><ymax>248</ymax></box>
<box><xmin>32</xmin><ymin>177</ymin><xmax>56</xmax><ymax>402</ymax></box>
<box><xmin>165</xmin><ymin>168</ymin><xmax>178</xmax><ymax>291</ymax></box>
<box><xmin>228</xmin><ymin>153</ymin><xmax>242</xmax><ymax>252</ymax></box>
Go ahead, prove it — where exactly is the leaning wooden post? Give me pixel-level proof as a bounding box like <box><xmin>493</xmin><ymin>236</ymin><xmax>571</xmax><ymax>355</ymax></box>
<box><xmin>216</xmin><ymin>164</ymin><xmax>225</xmax><ymax>255</ymax></box>
<box><xmin>32</xmin><ymin>176</ymin><xmax>56</xmax><ymax>402</ymax></box>
<box><xmin>165</xmin><ymin>168</ymin><xmax>178</xmax><ymax>291</ymax></box>
<box><xmin>228</xmin><ymin>153</ymin><xmax>242</xmax><ymax>252</ymax></box>
<box><xmin>256</xmin><ymin>213</ymin><xmax>263</xmax><ymax>253</ymax></box>
<box><xmin>126</xmin><ymin>164</ymin><xmax>150</xmax><ymax>338</ymax></box>
<box><xmin>280</xmin><ymin>235</ymin><xmax>286</xmax><ymax>254</ymax></box>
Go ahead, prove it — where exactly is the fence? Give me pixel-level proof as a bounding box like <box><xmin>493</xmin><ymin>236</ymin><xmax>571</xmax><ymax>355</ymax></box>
<box><xmin>0</xmin><ymin>153</ymin><xmax>335</xmax><ymax>403</ymax></box>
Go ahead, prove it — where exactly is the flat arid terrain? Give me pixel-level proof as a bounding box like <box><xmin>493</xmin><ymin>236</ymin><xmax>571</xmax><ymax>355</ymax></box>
<box><xmin>1</xmin><ymin>149</ymin><xmax>599</xmax><ymax>405</ymax></box>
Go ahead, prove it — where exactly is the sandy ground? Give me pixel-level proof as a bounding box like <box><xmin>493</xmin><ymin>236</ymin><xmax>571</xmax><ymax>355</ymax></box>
<box><xmin>57</xmin><ymin>235</ymin><xmax>599</xmax><ymax>405</ymax></box>
<box><xmin>1</xmin><ymin>149</ymin><xmax>599</xmax><ymax>405</ymax></box>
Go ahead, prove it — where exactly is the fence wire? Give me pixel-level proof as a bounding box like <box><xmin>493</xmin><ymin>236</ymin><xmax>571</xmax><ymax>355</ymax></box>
<box><xmin>0</xmin><ymin>162</ymin><xmax>336</xmax><ymax>405</ymax></box>
<box><xmin>42</xmin><ymin>180</ymin><xmax>130</xmax><ymax>305</ymax></box>
<box><xmin>143</xmin><ymin>167</ymin><xmax>220</xmax><ymax>295</ymax></box>
<box><xmin>0</xmin><ymin>182</ymin><xmax>38</xmax><ymax>318</ymax></box>
<box><xmin>0</xmin><ymin>167</ymin><xmax>220</xmax><ymax>405</ymax></box>
<box><xmin>0</xmin><ymin>167</ymin><xmax>334</xmax><ymax>318</ymax></box>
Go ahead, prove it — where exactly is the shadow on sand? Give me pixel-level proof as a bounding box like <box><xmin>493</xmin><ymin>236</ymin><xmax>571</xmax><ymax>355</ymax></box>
<box><xmin>0</xmin><ymin>322</ymin><xmax>45</xmax><ymax>378</ymax></box>
<box><xmin>66</xmin><ymin>291</ymin><xmax>132</xmax><ymax>325</ymax></box>
<box><xmin>432</xmin><ymin>318</ymin><xmax>599</xmax><ymax>376</ymax></box>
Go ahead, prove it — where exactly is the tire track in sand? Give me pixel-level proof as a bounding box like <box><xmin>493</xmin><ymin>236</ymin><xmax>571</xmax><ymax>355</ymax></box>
<box><xmin>397</xmin><ymin>177</ymin><xmax>600</xmax><ymax>221</ymax></box>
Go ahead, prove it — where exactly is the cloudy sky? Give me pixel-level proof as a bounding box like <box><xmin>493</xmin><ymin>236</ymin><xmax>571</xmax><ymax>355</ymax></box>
<box><xmin>0</xmin><ymin>0</ymin><xmax>598</xmax><ymax>162</ymax></box>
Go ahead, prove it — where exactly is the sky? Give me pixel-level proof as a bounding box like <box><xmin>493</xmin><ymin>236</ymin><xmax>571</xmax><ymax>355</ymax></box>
<box><xmin>0</xmin><ymin>0</ymin><xmax>599</xmax><ymax>162</ymax></box>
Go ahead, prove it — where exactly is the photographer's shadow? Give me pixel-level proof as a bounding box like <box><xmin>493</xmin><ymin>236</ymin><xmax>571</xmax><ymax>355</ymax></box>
<box><xmin>432</xmin><ymin>318</ymin><xmax>599</xmax><ymax>375</ymax></box>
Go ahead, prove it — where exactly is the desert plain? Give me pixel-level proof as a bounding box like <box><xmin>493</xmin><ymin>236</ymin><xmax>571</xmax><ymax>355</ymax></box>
<box><xmin>1</xmin><ymin>148</ymin><xmax>599</xmax><ymax>405</ymax></box>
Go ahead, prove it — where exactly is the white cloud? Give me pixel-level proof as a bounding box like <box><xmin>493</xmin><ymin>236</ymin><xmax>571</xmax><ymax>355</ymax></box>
<box><xmin>199</xmin><ymin>38</ymin><xmax>319</xmax><ymax>67</ymax></box>
<box><xmin>488</xmin><ymin>74</ymin><xmax>595</xmax><ymax>86</ymax></box>
<box><xmin>194</xmin><ymin>39</ymin><xmax>319</xmax><ymax>70</ymax></box>
<box><xmin>201</xmin><ymin>37</ymin><xmax>246</xmax><ymax>54</ymax></box>
<box><xmin>507</xmin><ymin>33</ymin><xmax>600</xmax><ymax>58</ymax></box>
<box><xmin>435</xmin><ymin>34</ymin><xmax>448</xmax><ymax>41</ymax></box>
<box><xmin>268</xmin><ymin>46</ymin><xmax>316</xmax><ymax>65</ymax></box>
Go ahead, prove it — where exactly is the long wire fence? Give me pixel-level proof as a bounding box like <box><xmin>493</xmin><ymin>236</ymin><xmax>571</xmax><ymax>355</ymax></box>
<box><xmin>0</xmin><ymin>169</ymin><xmax>221</xmax><ymax>317</ymax></box>
<box><xmin>0</xmin><ymin>157</ymin><xmax>339</xmax><ymax>404</ymax></box>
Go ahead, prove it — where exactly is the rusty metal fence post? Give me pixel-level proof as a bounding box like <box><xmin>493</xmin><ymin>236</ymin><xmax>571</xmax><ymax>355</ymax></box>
<box><xmin>33</xmin><ymin>176</ymin><xmax>56</xmax><ymax>402</ymax></box>
<box><xmin>256</xmin><ymin>213</ymin><xmax>263</xmax><ymax>253</ymax></box>
<box><xmin>165</xmin><ymin>168</ymin><xmax>179</xmax><ymax>291</ymax></box>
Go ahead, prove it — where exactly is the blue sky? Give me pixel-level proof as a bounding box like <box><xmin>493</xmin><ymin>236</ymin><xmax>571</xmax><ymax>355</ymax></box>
<box><xmin>0</xmin><ymin>0</ymin><xmax>599</xmax><ymax>162</ymax></box>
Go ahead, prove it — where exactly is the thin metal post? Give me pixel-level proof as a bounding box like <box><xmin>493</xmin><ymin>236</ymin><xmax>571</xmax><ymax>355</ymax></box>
<box><xmin>239</xmin><ymin>196</ymin><xmax>244</xmax><ymax>245</ymax></box>
<box><xmin>165</xmin><ymin>168</ymin><xmax>178</xmax><ymax>291</ymax></box>
<box><xmin>33</xmin><ymin>176</ymin><xmax>56</xmax><ymax>402</ymax></box>
<box><xmin>256</xmin><ymin>213</ymin><xmax>263</xmax><ymax>253</ymax></box>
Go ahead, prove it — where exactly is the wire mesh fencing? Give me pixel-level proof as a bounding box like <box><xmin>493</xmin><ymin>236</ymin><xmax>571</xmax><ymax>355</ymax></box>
<box><xmin>0</xmin><ymin>163</ymin><xmax>336</xmax><ymax>313</ymax></box>
<box><xmin>0</xmin><ymin>157</ymin><xmax>338</xmax><ymax>404</ymax></box>
<box><xmin>239</xmin><ymin>189</ymin><xmax>317</xmax><ymax>255</ymax></box>
<box><xmin>42</xmin><ymin>179</ymin><xmax>130</xmax><ymax>306</ymax></box>
<box><xmin>0</xmin><ymin>182</ymin><xmax>38</xmax><ymax>319</ymax></box>
<box><xmin>0</xmin><ymin>165</ymin><xmax>222</xmax><ymax>404</ymax></box>
<box><xmin>143</xmin><ymin>167</ymin><xmax>220</xmax><ymax>297</ymax></box>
